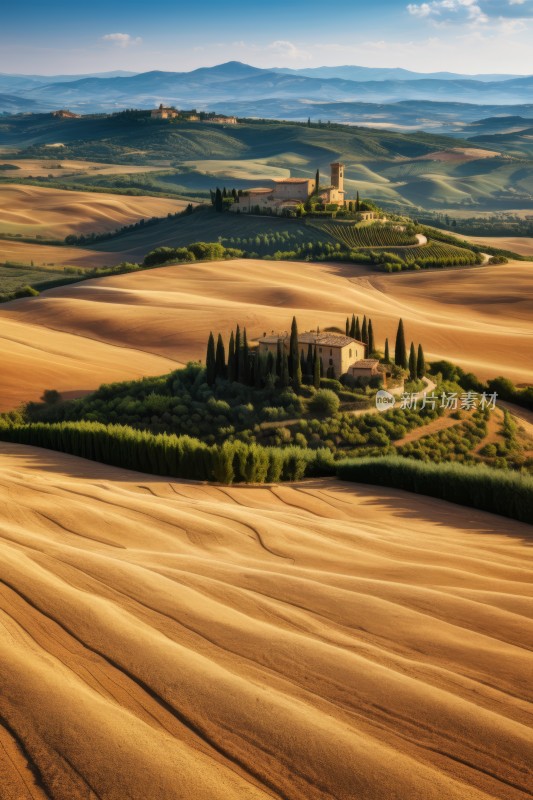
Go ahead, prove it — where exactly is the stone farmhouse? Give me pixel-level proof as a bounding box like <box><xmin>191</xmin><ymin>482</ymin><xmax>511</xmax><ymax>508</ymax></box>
<box><xmin>258</xmin><ymin>330</ymin><xmax>370</xmax><ymax>379</ymax></box>
<box><xmin>231</xmin><ymin>162</ymin><xmax>378</xmax><ymax>218</ymax></box>
<box><xmin>150</xmin><ymin>105</ymin><xmax>236</xmax><ymax>124</ymax></box>
<box><xmin>51</xmin><ymin>110</ymin><xmax>81</xmax><ymax>119</ymax></box>
<box><xmin>233</xmin><ymin>162</ymin><xmax>347</xmax><ymax>215</ymax></box>
<box><xmin>151</xmin><ymin>104</ymin><xmax>180</xmax><ymax>119</ymax></box>
<box><xmin>204</xmin><ymin>115</ymin><xmax>238</xmax><ymax>125</ymax></box>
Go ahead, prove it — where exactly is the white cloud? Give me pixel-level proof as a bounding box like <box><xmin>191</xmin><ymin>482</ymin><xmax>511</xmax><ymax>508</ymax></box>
<box><xmin>407</xmin><ymin>3</ymin><xmax>433</xmax><ymax>16</ymax></box>
<box><xmin>102</xmin><ymin>33</ymin><xmax>142</xmax><ymax>48</ymax></box>
<box><xmin>267</xmin><ymin>40</ymin><xmax>310</xmax><ymax>61</ymax></box>
<box><xmin>408</xmin><ymin>0</ymin><xmax>488</xmax><ymax>23</ymax></box>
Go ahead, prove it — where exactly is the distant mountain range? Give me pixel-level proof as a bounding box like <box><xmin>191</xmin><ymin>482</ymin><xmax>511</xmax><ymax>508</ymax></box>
<box><xmin>1</xmin><ymin>61</ymin><xmax>532</xmax><ymax>133</ymax></box>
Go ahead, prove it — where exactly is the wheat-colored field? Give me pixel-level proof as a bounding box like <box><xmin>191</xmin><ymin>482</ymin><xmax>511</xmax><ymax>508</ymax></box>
<box><xmin>0</xmin><ymin>258</ymin><xmax>530</xmax><ymax>410</ymax></box>
<box><xmin>0</xmin><ymin>158</ymin><xmax>168</xmax><ymax>177</ymax></box>
<box><xmin>0</xmin><ymin>184</ymin><xmax>190</xmax><ymax>238</ymax></box>
<box><xmin>0</xmin><ymin>315</ymin><xmax>177</xmax><ymax>410</ymax></box>
<box><xmin>0</xmin><ymin>239</ymin><xmax>116</xmax><ymax>268</ymax></box>
<box><xmin>0</xmin><ymin>441</ymin><xmax>531</xmax><ymax>800</ymax></box>
<box><xmin>461</xmin><ymin>235</ymin><xmax>533</xmax><ymax>257</ymax></box>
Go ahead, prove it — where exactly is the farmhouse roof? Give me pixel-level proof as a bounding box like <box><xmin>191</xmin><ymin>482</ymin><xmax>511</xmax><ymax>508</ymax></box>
<box><xmin>246</xmin><ymin>187</ymin><xmax>273</xmax><ymax>194</ymax></box>
<box><xmin>258</xmin><ymin>331</ymin><xmax>364</xmax><ymax>348</ymax></box>
<box><xmin>274</xmin><ymin>178</ymin><xmax>311</xmax><ymax>184</ymax></box>
<box><xmin>351</xmin><ymin>359</ymin><xmax>380</xmax><ymax>369</ymax></box>
<box><xmin>299</xmin><ymin>331</ymin><xmax>364</xmax><ymax>347</ymax></box>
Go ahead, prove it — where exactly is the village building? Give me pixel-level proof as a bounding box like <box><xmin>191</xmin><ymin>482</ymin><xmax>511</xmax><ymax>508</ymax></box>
<box><xmin>258</xmin><ymin>330</ymin><xmax>367</xmax><ymax>378</ymax></box>
<box><xmin>151</xmin><ymin>104</ymin><xmax>179</xmax><ymax>119</ymax></box>
<box><xmin>231</xmin><ymin>162</ymin><xmax>361</xmax><ymax>215</ymax></box>
<box><xmin>51</xmin><ymin>110</ymin><xmax>81</xmax><ymax>119</ymax></box>
<box><xmin>204</xmin><ymin>115</ymin><xmax>238</xmax><ymax>125</ymax></box>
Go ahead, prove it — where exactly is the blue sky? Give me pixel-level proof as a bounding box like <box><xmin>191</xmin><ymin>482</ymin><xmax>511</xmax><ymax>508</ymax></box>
<box><xmin>1</xmin><ymin>0</ymin><xmax>531</xmax><ymax>75</ymax></box>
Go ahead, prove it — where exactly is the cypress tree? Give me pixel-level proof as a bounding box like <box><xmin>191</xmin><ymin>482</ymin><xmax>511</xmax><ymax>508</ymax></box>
<box><xmin>275</xmin><ymin>340</ymin><xmax>282</xmax><ymax>378</ymax></box>
<box><xmin>300</xmin><ymin>349</ymin><xmax>306</xmax><ymax>376</ymax></box>
<box><xmin>361</xmin><ymin>315</ymin><xmax>368</xmax><ymax>346</ymax></box>
<box><xmin>349</xmin><ymin>313</ymin><xmax>356</xmax><ymax>339</ymax></box>
<box><xmin>205</xmin><ymin>332</ymin><xmax>216</xmax><ymax>385</ymax></box>
<box><xmin>239</xmin><ymin>327</ymin><xmax>249</xmax><ymax>384</ymax></box>
<box><xmin>367</xmin><ymin>319</ymin><xmax>375</xmax><ymax>355</ymax></box>
<box><xmin>215</xmin><ymin>334</ymin><xmax>226</xmax><ymax>379</ymax></box>
<box><xmin>313</xmin><ymin>345</ymin><xmax>320</xmax><ymax>389</ymax></box>
<box><xmin>266</xmin><ymin>351</ymin><xmax>275</xmax><ymax>384</ymax></box>
<box><xmin>281</xmin><ymin>351</ymin><xmax>290</xmax><ymax>387</ymax></box>
<box><xmin>234</xmin><ymin>325</ymin><xmax>241</xmax><ymax>379</ymax></box>
<box><xmin>306</xmin><ymin>344</ymin><xmax>314</xmax><ymax>383</ymax></box>
<box><xmin>355</xmin><ymin>191</ymin><xmax>360</xmax><ymax>212</ymax></box>
<box><xmin>384</xmin><ymin>338</ymin><xmax>390</xmax><ymax>363</ymax></box>
<box><xmin>395</xmin><ymin>319</ymin><xmax>407</xmax><ymax>368</ymax></box>
<box><xmin>227</xmin><ymin>331</ymin><xmax>236</xmax><ymax>381</ymax></box>
<box><xmin>355</xmin><ymin>316</ymin><xmax>361</xmax><ymax>341</ymax></box>
<box><xmin>254</xmin><ymin>351</ymin><xmax>263</xmax><ymax>388</ymax></box>
<box><xmin>345</xmin><ymin>316</ymin><xmax>350</xmax><ymax>336</ymax></box>
<box><xmin>214</xmin><ymin>187</ymin><xmax>223</xmax><ymax>212</ymax></box>
<box><xmin>417</xmin><ymin>343</ymin><xmax>425</xmax><ymax>378</ymax></box>
<box><xmin>290</xmin><ymin>316</ymin><xmax>301</xmax><ymax>390</ymax></box>
<box><xmin>409</xmin><ymin>342</ymin><xmax>417</xmax><ymax>380</ymax></box>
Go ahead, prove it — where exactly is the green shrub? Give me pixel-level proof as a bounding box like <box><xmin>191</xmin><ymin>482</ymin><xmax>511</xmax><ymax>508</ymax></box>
<box><xmin>308</xmin><ymin>389</ymin><xmax>340</xmax><ymax>416</ymax></box>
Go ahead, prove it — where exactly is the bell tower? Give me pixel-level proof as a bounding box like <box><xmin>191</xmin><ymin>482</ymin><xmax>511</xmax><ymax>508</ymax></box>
<box><xmin>330</xmin><ymin>162</ymin><xmax>344</xmax><ymax>193</ymax></box>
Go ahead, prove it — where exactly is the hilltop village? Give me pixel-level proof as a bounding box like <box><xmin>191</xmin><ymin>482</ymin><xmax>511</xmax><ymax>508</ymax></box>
<box><xmin>218</xmin><ymin>162</ymin><xmax>379</xmax><ymax>217</ymax></box>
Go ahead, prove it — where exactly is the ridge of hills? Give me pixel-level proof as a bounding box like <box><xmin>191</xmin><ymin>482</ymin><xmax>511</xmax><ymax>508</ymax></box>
<box><xmin>1</xmin><ymin>61</ymin><xmax>533</xmax><ymax>125</ymax></box>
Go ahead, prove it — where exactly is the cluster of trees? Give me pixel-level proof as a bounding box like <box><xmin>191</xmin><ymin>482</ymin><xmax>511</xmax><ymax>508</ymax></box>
<box><xmin>143</xmin><ymin>241</ymin><xmax>244</xmax><ymax>267</ymax></box>
<box><xmin>344</xmin><ymin>313</ymin><xmax>376</xmax><ymax>354</ymax></box>
<box><xmin>211</xmin><ymin>187</ymin><xmax>240</xmax><ymax>212</ymax></box>
<box><xmin>422</xmin><ymin>213</ymin><xmax>533</xmax><ymax>239</ymax></box>
<box><xmin>394</xmin><ymin>319</ymin><xmax>425</xmax><ymax>379</ymax></box>
<box><xmin>205</xmin><ymin>317</ymin><xmax>324</xmax><ymax>391</ymax></box>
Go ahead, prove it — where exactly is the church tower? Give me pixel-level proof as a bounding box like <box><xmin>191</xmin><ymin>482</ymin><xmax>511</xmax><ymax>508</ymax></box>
<box><xmin>330</xmin><ymin>162</ymin><xmax>344</xmax><ymax>193</ymax></box>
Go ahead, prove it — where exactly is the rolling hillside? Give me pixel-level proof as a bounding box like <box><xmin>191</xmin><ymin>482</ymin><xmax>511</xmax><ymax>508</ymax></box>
<box><xmin>1</xmin><ymin>113</ymin><xmax>531</xmax><ymax>211</ymax></box>
<box><xmin>1</xmin><ymin>258</ymin><xmax>531</xmax><ymax>411</ymax></box>
<box><xmin>0</xmin><ymin>442</ymin><xmax>531</xmax><ymax>800</ymax></box>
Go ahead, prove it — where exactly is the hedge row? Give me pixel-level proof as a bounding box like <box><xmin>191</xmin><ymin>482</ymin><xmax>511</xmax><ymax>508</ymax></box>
<box><xmin>0</xmin><ymin>420</ymin><xmax>334</xmax><ymax>484</ymax></box>
<box><xmin>336</xmin><ymin>456</ymin><xmax>533</xmax><ymax>524</ymax></box>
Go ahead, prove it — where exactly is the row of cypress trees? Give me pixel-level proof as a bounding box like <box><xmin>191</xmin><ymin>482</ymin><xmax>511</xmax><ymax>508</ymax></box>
<box><xmin>206</xmin><ymin>317</ymin><xmax>325</xmax><ymax>390</ymax></box>
<box><xmin>345</xmin><ymin>313</ymin><xmax>375</xmax><ymax>355</ymax></box>
<box><xmin>0</xmin><ymin>419</ymin><xmax>333</xmax><ymax>484</ymax></box>
<box><xmin>394</xmin><ymin>318</ymin><xmax>425</xmax><ymax>378</ymax></box>
<box><xmin>344</xmin><ymin>313</ymin><xmax>425</xmax><ymax>379</ymax></box>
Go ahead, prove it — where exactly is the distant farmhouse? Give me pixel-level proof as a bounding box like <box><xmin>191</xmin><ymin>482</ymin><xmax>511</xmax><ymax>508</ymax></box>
<box><xmin>151</xmin><ymin>104</ymin><xmax>179</xmax><ymax>120</ymax></box>
<box><xmin>51</xmin><ymin>109</ymin><xmax>81</xmax><ymax>119</ymax></box>
<box><xmin>232</xmin><ymin>162</ymin><xmax>376</xmax><ymax>218</ymax></box>
<box><xmin>150</xmin><ymin>105</ymin><xmax>236</xmax><ymax>124</ymax></box>
<box><xmin>204</xmin><ymin>115</ymin><xmax>238</xmax><ymax>125</ymax></box>
<box><xmin>258</xmin><ymin>329</ymin><xmax>386</xmax><ymax>383</ymax></box>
